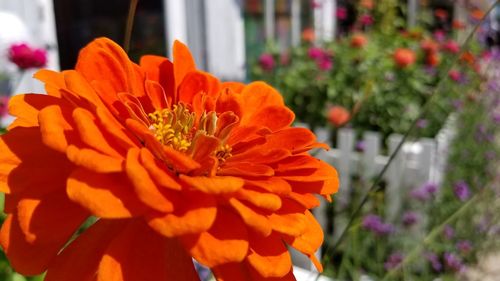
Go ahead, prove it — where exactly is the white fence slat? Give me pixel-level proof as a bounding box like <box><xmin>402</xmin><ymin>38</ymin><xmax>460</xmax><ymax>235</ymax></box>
<box><xmin>385</xmin><ymin>134</ymin><xmax>405</xmax><ymax>222</ymax></box>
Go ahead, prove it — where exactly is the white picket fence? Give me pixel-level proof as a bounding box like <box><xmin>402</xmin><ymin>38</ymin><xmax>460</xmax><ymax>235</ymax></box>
<box><xmin>291</xmin><ymin>115</ymin><xmax>457</xmax><ymax>274</ymax></box>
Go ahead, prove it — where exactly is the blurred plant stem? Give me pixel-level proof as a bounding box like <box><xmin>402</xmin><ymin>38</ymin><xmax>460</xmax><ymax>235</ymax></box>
<box><xmin>124</xmin><ymin>0</ymin><xmax>139</xmax><ymax>53</ymax></box>
<box><xmin>382</xmin><ymin>191</ymin><xmax>484</xmax><ymax>280</ymax></box>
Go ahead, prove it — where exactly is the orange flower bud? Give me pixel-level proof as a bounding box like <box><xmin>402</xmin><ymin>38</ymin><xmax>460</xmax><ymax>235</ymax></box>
<box><xmin>351</xmin><ymin>33</ymin><xmax>368</xmax><ymax>48</ymax></box>
<box><xmin>393</xmin><ymin>48</ymin><xmax>416</xmax><ymax>68</ymax></box>
<box><xmin>327</xmin><ymin>106</ymin><xmax>350</xmax><ymax>127</ymax></box>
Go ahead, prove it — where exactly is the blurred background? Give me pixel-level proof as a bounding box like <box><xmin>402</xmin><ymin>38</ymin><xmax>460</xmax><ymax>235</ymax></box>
<box><xmin>0</xmin><ymin>0</ymin><xmax>499</xmax><ymax>280</ymax></box>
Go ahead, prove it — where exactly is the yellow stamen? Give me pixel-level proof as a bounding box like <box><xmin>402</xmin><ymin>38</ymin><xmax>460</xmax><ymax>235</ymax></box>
<box><xmin>148</xmin><ymin>104</ymin><xmax>195</xmax><ymax>152</ymax></box>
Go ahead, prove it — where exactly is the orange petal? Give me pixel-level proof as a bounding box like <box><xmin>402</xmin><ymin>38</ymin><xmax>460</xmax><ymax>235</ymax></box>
<box><xmin>245</xmin><ymin>178</ymin><xmax>292</xmax><ymax>196</ymax></box>
<box><xmin>173</xmin><ymin>40</ymin><xmax>197</xmax><ymax>94</ymax></box>
<box><xmin>147</xmin><ymin>192</ymin><xmax>216</xmax><ymax>237</ymax></box>
<box><xmin>268</xmin><ymin>199</ymin><xmax>309</xmax><ymax>237</ymax></box>
<box><xmin>139</xmin><ymin>148</ymin><xmax>182</xmax><ymax>190</ymax></box>
<box><xmin>72</xmin><ymin>107</ymin><xmax>123</xmax><ymax>157</ymax></box>
<box><xmin>190</xmin><ymin>133</ymin><xmax>221</xmax><ymax>163</ymax></box>
<box><xmin>288</xmin><ymin>192</ymin><xmax>321</xmax><ymax>209</ymax></box>
<box><xmin>140</xmin><ymin>55</ymin><xmax>175</xmax><ymax>104</ymax></box>
<box><xmin>178</xmin><ymin>71</ymin><xmax>219</xmax><ymax>104</ymax></box>
<box><xmin>66</xmin><ymin>145</ymin><xmax>123</xmax><ymax>173</ymax></box>
<box><xmin>241</xmin><ymin>106</ymin><xmax>294</xmax><ymax>132</ymax></box>
<box><xmin>97</xmin><ymin>219</ymin><xmax>200</xmax><ymax>281</ymax></box>
<box><xmin>213</xmin><ymin>263</ymin><xmax>297</xmax><ymax>281</ymax></box>
<box><xmin>263</xmin><ymin>127</ymin><xmax>316</xmax><ymax>153</ymax></box>
<box><xmin>229</xmin><ymin>198</ymin><xmax>272</xmax><ymax>237</ymax></box>
<box><xmin>145</xmin><ymin>80</ymin><xmax>169</xmax><ymax>110</ymax></box>
<box><xmin>216</xmin><ymin>89</ymin><xmax>243</xmax><ymax>119</ymax></box>
<box><xmin>67</xmin><ymin>168</ymin><xmax>148</xmax><ymax>218</ymax></box>
<box><xmin>228</xmin><ymin>148</ymin><xmax>291</xmax><ymax>165</ymax></box>
<box><xmin>179</xmin><ymin>175</ymin><xmax>243</xmax><ymax>194</ymax></box>
<box><xmin>246</xmin><ymin>232</ymin><xmax>293</xmax><ymax>278</ymax></box>
<box><xmin>279</xmin><ymin>160</ymin><xmax>339</xmax><ymax>183</ymax></box>
<box><xmin>289</xmin><ymin>178</ymin><xmax>339</xmax><ymax>196</ymax></box>
<box><xmin>162</xmin><ymin>145</ymin><xmax>202</xmax><ymax>173</ymax></box>
<box><xmin>0</xmin><ymin>127</ymin><xmax>72</xmax><ymax>195</ymax></box>
<box><xmin>282</xmin><ymin>210</ymin><xmax>324</xmax><ymax>272</ymax></box>
<box><xmin>125</xmin><ymin>148</ymin><xmax>177</xmax><ymax>213</ymax></box>
<box><xmin>240</xmin><ymin>82</ymin><xmax>284</xmax><ymax>112</ymax></box>
<box><xmin>180</xmin><ymin>208</ymin><xmax>249</xmax><ymax>267</ymax></box>
<box><xmin>0</xmin><ymin>214</ymin><xmax>55</xmax><ymax>275</ymax></box>
<box><xmin>274</xmin><ymin>155</ymin><xmax>321</xmax><ymax>173</ymax></box>
<box><xmin>44</xmin><ymin>219</ymin><xmax>129</xmax><ymax>281</ymax></box>
<box><xmin>16</xmin><ymin>191</ymin><xmax>88</xmax><ymax>244</ymax></box>
<box><xmin>8</xmin><ymin>94</ymin><xmax>67</xmax><ymax>129</ymax></box>
<box><xmin>219</xmin><ymin>162</ymin><xmax>274</xmax><ymax>177</ymax></box>
<box><xmin>220</xmin><ymin>81</ymin><xmax>245</xmax><ymax>93</ymax></box>
<box><xmin>95</xmin><ymin>106</ymin><xmax>139</xmax><ymax>149</ymax></box>
<box><xmin>38</xmin><ymin>105</ymin><xmax>75</xmax><ymax>153</ymax></box>
<box><xmin>63</xmin><ymin>70</ymin><xmax>103</xmax><ymax>107</ymax></box>
<box><xmin>234</xmin><ymin>187</ymin><xmax>282</xmax><ymax>211</ymax></box>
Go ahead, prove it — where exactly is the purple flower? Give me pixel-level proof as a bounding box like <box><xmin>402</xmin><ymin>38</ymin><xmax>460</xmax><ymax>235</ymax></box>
<box><xmin>433</xmin><ymin>30</ymin><xmax>446</xmax><ymax>42</ymax></box>
<box><xmin>416</xmin><ymin>119</ymin><xmax>428</xmax><ymax>128</ymax></box>
<box><xmin>485</xmin><ymin>151</ymin><xmax>496</xmax><ymax>161</ymax></box>
<box><xmin>443</xmin><ymin>225</ymin><xmax>455</xmax><ymax>240</ymax></box>
<box><xmin>444</xmin><ymin>252</ymin><xmax>465</xmax><ymax>272</ymax></box>
<box><xmin>410</xmin><ymin>182</ymin><xmax>437</xmax><ymax>201</ymax></box>
<box><xmin>492</xmin><ymin>112</ymin><xmax>500</xmax><ymax>124</ymax></box>
<box><xmin>423</xmin><ymin>66</ymin><xmax>437</xmax><ymax>76</ymax></box>
<box><xmin>384</xmin><ymin>252</ymin><xmax>404</xmax><ymax>270</ymax></box>
<box><xmin>402</xmin><ymin>211</ymin><xmax>420</xmax><ymax>227</ymax></box>
<box><xmin>258</xmin><ymin>53</ymin><xmax>275</xmax><ymax>71</ymax></box>
<box><xmin>362</xmin><ymin>214</ymin><xmax>395</xmax><ymax>236</ymax></box>
<box><xmin>457</xmin><ymin>240</ymin><xmax>472</xmax><ymax>254</ymax></box>
<box><xmin>355</xmin><ymin>141</ymin><xmax>366</xmax><ymax>152</ymax></box>
<box><xmin>452</xmin><ymin>99</ymin><xmax>463</xmax><ymax>111</ymax></box>
<box><xmin>425</xmin><ymin>252</ymin><xmax>442</xmax><ymax>272</ymax></box>
<box><xmin>453</xmin><ymin>180</ymin><xmax>471</xmax><ymax>201</ymax></box>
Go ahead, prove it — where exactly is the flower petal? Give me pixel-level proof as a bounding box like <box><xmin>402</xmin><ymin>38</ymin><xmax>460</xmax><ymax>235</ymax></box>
<box><xmin>246</xmin><ymin>232</ymin><xmax>293</xmax><ymax>278</ymax></box>
<box><xmin>282</xmin><ymin>210</ymin><xmax>324</xmax><ymax>272</ymax></box>
<box><xmin>67</xmin><ymin>168</ymin><xmax>148</xmax><ymax>218</ymax></box>
<box><xmin>147</xmin><ymin>191</ymin><xmax>216</xmax><ymax>237</ymax></box>
<box><xmin>139</xmin><ymin>148</ymin><xmax>182</xmax><ymax>190</ymax></box>
<box><xmin>66</xmin><ymin>145</ymin><xmax>123</xmax><ymax>173</ymax></box>
<box><xmin>0</xmin><ymin>127</ymin><xmax>72</xmax><ymax>195</ymax></box>
<box><xmin>125</xmin><ymin>148</ymin><xmax>177</xmax><ymax>213</ymax></box>
<box><xmin>97</xmin><ymin>219</ymin><xmax>200</xmax><ymax>281</ymax></box>
<box><xmin>179</xmin><ymin>175</ymin><xmax>244</xmax><ymax>194</ymax></box>
<box><xmin>229</xmin><ymin>198</ymin><xmax>272</xmax><ymax>237</ymax></box>
<box><xmin>173</xmin><ymin>40</ymin><xmax>196</xmax><ymax>92</ymax></box>
<box><xmin>44</xmin><ymin>219</ymin><xmax>129</xmax><ymax>281</ymax></box>
<box><xmin>181</xmin><ymin>208</ymin><xmax>249</xmax><ymax>267</ymax></box>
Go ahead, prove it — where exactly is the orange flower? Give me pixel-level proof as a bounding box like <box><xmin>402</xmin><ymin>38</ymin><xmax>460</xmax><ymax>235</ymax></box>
<box><xmin>327</xmin><ymin>106</ymin><xmax>350</xmax><ymax>127</ymax></box>
<box><xmin>470</xmin><ymin>9</ymin><xmax>484</xmax><ymax>21</ymax></box>
<box><xmin>360</xmin><ymin>0</ymin><xmax>374</xmax><ymax>9</ymax></box>
<box><xmin>302</xmin><ymin>27</ymin><xmax>315</xmax><ymax>43</ymax></box>
<box><xmin>426</xmin><ymin>52</ymin><xmax>440</xmax><ymax>67</ymax></box>
<box><xmin>420</xmin><ymin>39</ymin><xmax>438</xmax><ymax>53</ymax></box>
<box><xmin>452</xmin><ymin>20</ymin><xmax>466</xmax><ymax>30</ymax></box>
<box><xmin>351</xmin><ymin>33</ymin><xmax>368</xmax><ymax>48</ymax></box>
<box><xmin>393</xmin><ymin>48</ymin><xmax>416</xmax><ymax>68</ymax></box>
<box><xmin>0</xmin><ymin>38</ymin><xmax>338</xmax><ymax>280</ymax></box>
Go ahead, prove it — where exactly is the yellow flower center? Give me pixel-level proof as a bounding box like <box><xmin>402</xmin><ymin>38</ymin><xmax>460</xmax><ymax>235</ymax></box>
<box><xmin>148</xmin><ymin>104</ymin><xmax>237</xmax><ymax>165</ymax></box>
<box><xmin>148</xmin><ymin>104</ymin><xmax>195</xmax><ymax>152</ymax></box>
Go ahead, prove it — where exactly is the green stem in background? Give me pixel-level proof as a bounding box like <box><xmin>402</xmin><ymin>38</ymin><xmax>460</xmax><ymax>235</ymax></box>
<box><xmin>124</xmin><ymin>0</ymin><xmax>139</xmax><ymax>53</ymax></box>
<box><xmin>381</xmin><ymin>190</ymin><xmax>483</xmax><ymax>280</ymax></box>
<box><xmin>316</xmin><ymin>1</ymin><xmax>499</xmax><ymax>279</ymax></box>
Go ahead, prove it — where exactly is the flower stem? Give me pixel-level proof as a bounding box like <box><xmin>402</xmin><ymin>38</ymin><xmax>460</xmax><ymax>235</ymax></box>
<box><xmin>124</xmin><ymin>0</ymin><xmax>139</xmax><ymax>53</ymax></box>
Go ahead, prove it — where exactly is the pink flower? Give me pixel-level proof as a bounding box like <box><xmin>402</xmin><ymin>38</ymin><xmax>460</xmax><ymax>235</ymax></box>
<box><xmin>0</xmin><ymin>96</ymin><xmax>9</xmax><ymax>118</ymax></box>
<box><xmin>448</xmin><ymin>70</ymin><xmax>461</xmax><ymax>82</ymax></box>
<box><xmin>8</xmin><ymin>43</ymin><xmax>47</xmax><ymax>70</ymax></box>
<box><xmin>258</xmin><ymin>53</ymin><xmax>275</xmax><ymax>71</ymax></box>
<box><xmin>360</xmin><ymin>14</ymin><xmax>374</xmax><ymax>26</ymax></box>
<box><xmin>317</xmin><ymin>57</ymin><xmax>333</xmax><ymax>71</ymax></box>
<box><xmin>308</xmin><ymin>47</ymin><xmax>325</xmax><ymax>60</ymax></box>
<box><xmin>443</xmin><ymin>40</ymin><xmax>460</xmax><ymax>54</ymax></box>
<box><xmin>336</xmin><ymin>7</ymin><xmax>347</xmax><ymax>20</ymax></box>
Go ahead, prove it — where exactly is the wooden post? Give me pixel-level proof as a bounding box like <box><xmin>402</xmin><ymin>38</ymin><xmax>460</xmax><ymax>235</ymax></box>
<box><xmin>291</xmin><ymin>0</ymin><xmax>301</xmax><ymax>46</ymax></box>
<box><xmin>264</xmin><ymin>0</ymin><xmax>275</xmax><ymax>42</ymax></box>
